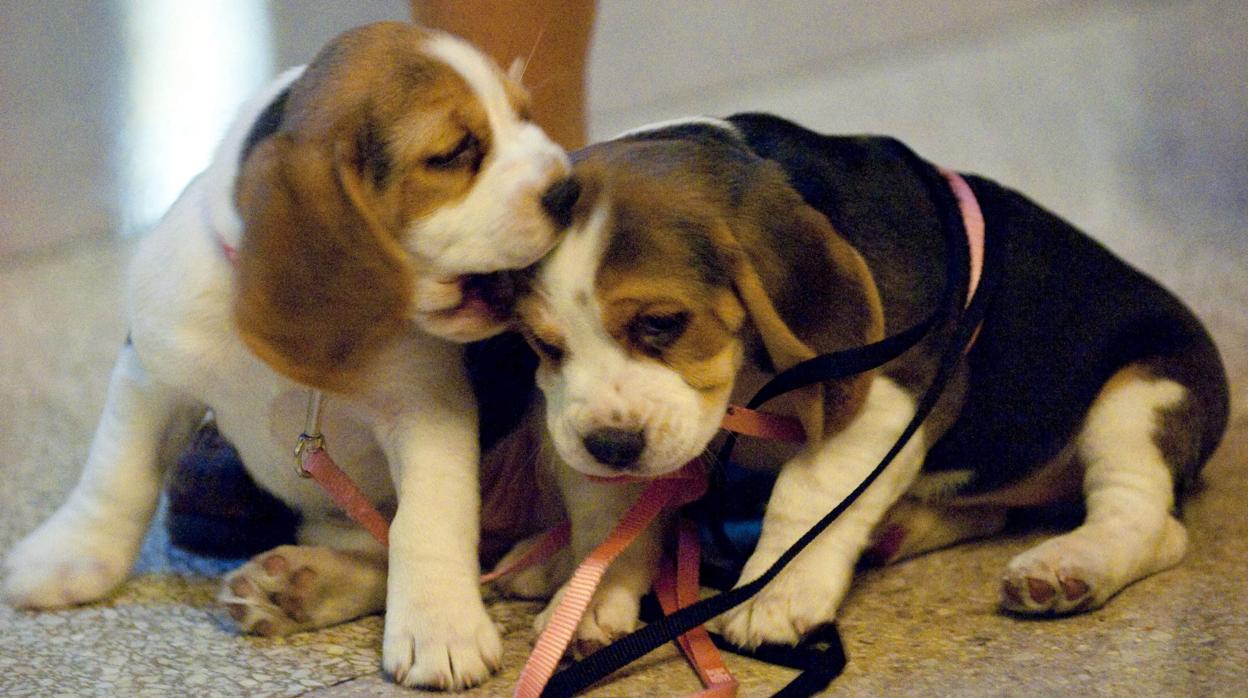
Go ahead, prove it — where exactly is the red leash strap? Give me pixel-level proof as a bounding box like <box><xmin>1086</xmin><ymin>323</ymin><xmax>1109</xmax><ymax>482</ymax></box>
<box><xmin>301</xmin><ymin>442</ymin><xmax>572</xmax><ymax>586</ymax></box>
<box><xmin>300</xmin><ymin>448</ymin><xmax>390</xmax><ymax>547</ymax></box>
<box><xmin>721</xmin><ymin>406</ymin><xmax>805</xmax><ymax>443</ymax></box>
<box><xmin>654</xmin><ymin>518</ymin><xmax>738</xmax><ymax>697</ymax></box>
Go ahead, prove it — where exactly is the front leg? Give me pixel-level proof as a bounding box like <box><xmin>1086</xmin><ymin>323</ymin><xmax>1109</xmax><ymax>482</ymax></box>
<box><xmin>3</xmin><ymin>342</ymin><xmax>200</xmax><ymax>607</ymax></box>
<box><xmin>369</xmin><ymin>359</ymin><xmax>500</xmax><ymax>690</ymax></box>
<box><xmin>718</xmin><ymin>376</ymin><xmax>926</xmax><ymax>648</ymax></box>
<box><xmin>534</xmin><ymin>467</ymin><xmax>665</xmax><ymax>656</ymax></box>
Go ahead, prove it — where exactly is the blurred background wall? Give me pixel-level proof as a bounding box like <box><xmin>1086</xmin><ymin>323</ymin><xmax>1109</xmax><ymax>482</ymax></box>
<box><xmin>2</xmin><ymin>0</ymin><xmax>1244</xmax><ymax>378</ymax></box>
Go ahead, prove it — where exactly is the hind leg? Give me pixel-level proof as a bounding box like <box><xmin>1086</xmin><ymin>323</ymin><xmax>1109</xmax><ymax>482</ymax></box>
<box><xmin>3</xmin><ymin>344</ymin><xmax>201</xmax><ymax>608</ymax></box>
<box><xmin>865</xmin><ymin>497</ymin><xmax>1008</xmax><ymax>565</ymax></box>
<box><xmin>1002</xmin><ymin>369</ymin><xmax>1191</xmax><ymax>614</ymax></box>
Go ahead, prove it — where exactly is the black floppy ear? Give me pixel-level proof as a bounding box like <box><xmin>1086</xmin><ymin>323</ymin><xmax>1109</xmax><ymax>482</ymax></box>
<box><xmin>232</xmin><ymin>134</ymin><xmax>413</xmax><ymax>393</ymax></box>
<box><xmin>710</xmin><ymin>163</ymin><xmax>884</xmax><ymax>442</ymax></box>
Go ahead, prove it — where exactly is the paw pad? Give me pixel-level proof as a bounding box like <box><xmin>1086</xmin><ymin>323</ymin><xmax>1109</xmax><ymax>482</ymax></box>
<box><xmin>219</xmin><ymin>550</ymin><xmax>319</xmax><ymax>636</ymax></box>
<box><xmin>261</xmin><ymin>554</ymin><xmax>289</xmax><ymax>575</ymax></box>
<box><xmin>229</xmin><ymin>577</ymin><xmax>254</xmax><ymax>597</ymax></box>
<box><xmin>1002</xmin><ymin>573</ymin><xmax>1096</xmax><ymax>616</ymax></box>
<box><xmin>1061</xmin><ymin>577</ymin><xmax>1089</xmax><ymax>601</ymax></box>
<box><xmin>1026</xmin><ymin>577</ymin><xmax>1055</xmax><ymax>603</ymax></box>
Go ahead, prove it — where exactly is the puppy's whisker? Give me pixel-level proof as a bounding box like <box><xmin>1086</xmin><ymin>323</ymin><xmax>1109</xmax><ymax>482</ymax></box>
<box><xmin>516</xmin><ymin>18</ymin><xmax>549</xmax><ymax>84</ymax></box>
<box><xmin>700</xmin><ymin>445</ymin><xmax>720</xmax><ymax>467</ymax></box>
<box><xmin>520</xmin><ymin>74</ymin><xmax>561</xmax><ymax>93</ymax></box>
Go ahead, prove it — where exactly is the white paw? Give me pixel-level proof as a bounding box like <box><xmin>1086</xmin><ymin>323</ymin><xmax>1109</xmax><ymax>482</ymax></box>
<box><xmin>220</xmin><ymin>547</ymin><xmax>312</xmax><ymax>636</ymax></box>
<box><xmin>1001</xmin><ymin>533</ymin><xmax>1109</xmax><ymax>615</ymax></box>
<box><xmin>533</xmin><ymin>582</ymin><xmax>641</xmax><ymax>658</ymax></box>
<box><xmin>1001</xmin><ymin>518</ymin><xmax>1188</xmax><ymax>616</ymax></box>
<box><xmin>2</xmin><ymin>508</ymin><xmax>139</xmax><ymax>609</ymax></box>
<box><xmin>218</xmin><ymin>545</ymin><xmax>386</xmax><ymax>636</ymax></box>
<box><xmin>383</xmin><ymin>590</ymin><xmax>501</xmax><ymax>690</ymax></box>
<box><xmin>714</xmin><ymin>559</ymin><xmax>845</xmax><ymax>650</ymax></box>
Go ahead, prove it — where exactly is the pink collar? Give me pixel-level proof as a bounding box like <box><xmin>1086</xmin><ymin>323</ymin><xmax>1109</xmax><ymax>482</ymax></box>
<box><xmin>202</xmin><ymin>201</ymin><xmax>241</xmax><ymax>265</ymax></box>
<box><xmin>940</xmin><ymin>167</ymin><xmax>986</xmax><ymax>308</ymax></box>
<box><xmin>219</xmin><ymin>239</ymin><xmax>239</xmax><ymax>265</ymax></box>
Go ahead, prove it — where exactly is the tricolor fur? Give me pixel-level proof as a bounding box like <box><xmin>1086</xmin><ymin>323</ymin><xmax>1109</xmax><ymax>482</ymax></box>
<box><xmin>502</xmin><ymin>114</ymin><xmax>1229</xmax><ymax>650</ymax></box>
<box><xmin>2</xmin><ymin>22</ymin><xmax>577</xmax><ymax>690</ymax></box>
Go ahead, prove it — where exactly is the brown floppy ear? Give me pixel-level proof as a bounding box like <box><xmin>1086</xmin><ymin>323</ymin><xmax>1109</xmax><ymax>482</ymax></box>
<box><xmin>709</xmin><ymin>172</ymin><xmax>884</xmax><ymax>443</ymax></box>
<box><xmin>233</xmin><ymin>134</ymin><xmax>413</xmax><ymax>393</ymax></box>
<box><xmin>707</xmin><ymin>219</ymin><xmax>825</xmax><ymax>441</ymax></box>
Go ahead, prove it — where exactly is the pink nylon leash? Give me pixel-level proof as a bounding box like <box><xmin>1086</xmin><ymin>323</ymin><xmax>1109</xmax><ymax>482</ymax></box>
<box><xmin>299</xmin><ymin>436</ymin><xmax>571</xmax><ymax>585</ymax></box>
<box><xmin>298</xmin><ymin>441</ymin><xmax>726</xmax><ymax>695</ymax></box>
<box><xmin>295</xmin><ymin>408</ymin><xmax>783</xmax><ymax>698</ymax></box>
<box><xmin>301</xmin><ymin>449</ymin><xmax>390</xmax><ymax>546</ymax></box>
<box><xmin>939</xmin><ymin>167</ymin><xmax>985</xmax><ymax>352</ymax></box>
<box><xmin>721</xmin><ymin>405</ymin><xmax>806</xmax><ymax>443</ymax></box>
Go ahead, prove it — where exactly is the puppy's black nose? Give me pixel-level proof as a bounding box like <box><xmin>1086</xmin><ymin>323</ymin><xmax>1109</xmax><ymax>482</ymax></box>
<box><xmin>582</xmin><ymin>428</ymin><xmax>645</xmax><ymax>470</ymax></box>
<box><xmin>540</xmin><ymin>176</ymin><xmax>581</xmax><ymax>229</ymax></box>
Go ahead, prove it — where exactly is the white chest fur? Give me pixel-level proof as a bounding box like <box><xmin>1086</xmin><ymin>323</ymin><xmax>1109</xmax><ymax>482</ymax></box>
<box><xmin>123</xmin><ymin>168</ymin><xmax>405</xmax><ymax>515</ymax></box>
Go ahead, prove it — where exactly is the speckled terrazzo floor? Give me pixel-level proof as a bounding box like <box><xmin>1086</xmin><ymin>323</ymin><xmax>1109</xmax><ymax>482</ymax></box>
<box><xmin>1</xmin><ymin>222</ymin><xmax>1246</xmax><ymax>697</ymax></box>
<box><xmin>4</xmin><ymin>3</ymin><xmax>1247</xmax><ymax>693</ymax></box>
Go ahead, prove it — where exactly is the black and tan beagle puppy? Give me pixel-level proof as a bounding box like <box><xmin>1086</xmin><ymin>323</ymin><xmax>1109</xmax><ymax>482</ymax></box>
<box><xmin>502</xmin><ymin>114</ymin><xmax>1228</xmax><ymax>651</ymax></box>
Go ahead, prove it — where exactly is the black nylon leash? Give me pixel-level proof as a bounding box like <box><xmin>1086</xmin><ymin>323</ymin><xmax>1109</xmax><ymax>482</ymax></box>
<box><xmin>541</xmin><ymin>162</ymin><xmax>1003</xmax><ymax>697</ymax></box>
<box><xmin>715</xmin><ymin>300</ymin><xmax>944</xmax><ymax>466</ymax></box>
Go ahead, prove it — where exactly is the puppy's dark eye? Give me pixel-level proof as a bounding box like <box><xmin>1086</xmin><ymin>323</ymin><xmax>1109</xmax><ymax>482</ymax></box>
<box><xmin>426</xmin><ymin>133</ymin><xmax>482</xmax><ymax>171</ymax></box>
<box><xmin>630</xmin><ymin>312</ymin><xmax>689</xmax><ymax>353</ymax></box>
<box><xmin>529</xmin><ymin>334</ymin><xmax>566</xmax><ymax>363</ymax></box>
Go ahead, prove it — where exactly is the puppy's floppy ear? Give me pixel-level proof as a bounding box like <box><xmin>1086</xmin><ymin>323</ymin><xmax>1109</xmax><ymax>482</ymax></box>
<box><xmin>233</xmin><ymin>134</ymin><xmax>413</xmax><ymax>393</ymax></box>
<box><xmin>707</xmin><ymin>219</ymin><xmax>825</xmax><ymax>441</ymax></box>
<box><xmin>709</xmin><ymin>167</ymin><xmax>884</xmax><ymax>442</ymax></box>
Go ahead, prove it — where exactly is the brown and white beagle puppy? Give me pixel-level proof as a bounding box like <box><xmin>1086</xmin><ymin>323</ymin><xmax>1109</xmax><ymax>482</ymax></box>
<box><xmin>2</xmin><ymin>22</ymin><xmax>577</xmax><ymax>689</ymax></box>
<box><xmin>503</xmin><ymin>115</ymin><xmax>1229</xmax><ymax>651</ymax></box>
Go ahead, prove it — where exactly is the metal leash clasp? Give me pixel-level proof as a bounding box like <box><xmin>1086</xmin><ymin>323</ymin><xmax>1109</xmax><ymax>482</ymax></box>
<box><xmin>293</xmin><ymin>389</ymin><xmax>326</xmax><ymax>478</ymax></box>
